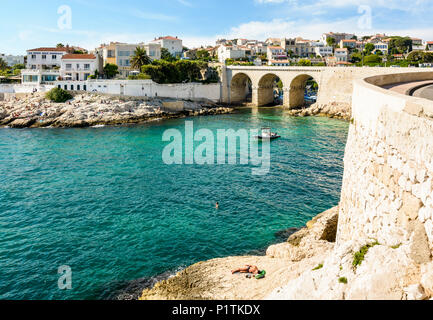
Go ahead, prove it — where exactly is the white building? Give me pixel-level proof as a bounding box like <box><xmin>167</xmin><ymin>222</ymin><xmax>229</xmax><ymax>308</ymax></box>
<box><xmin>60</xmin><ymin>54</ymin><xmax>100</xmax><ymax>81</ymax></box>
<box><xmin>0</xmin><ymin>53</ymin><xmax>25</xmax><ymax>66</ymax></box>
<box><xmin>411</xmin><ymin>38</ymin><xmax>425</xmax><ymax>51</ymax></box>
<box><xmin>335</xmin><ymin>48</ymin><xmax>349</xmax><ymax>62</ymax></box>
<box><xmin>321</xmin><ymin>32</ymin><xmax>355</xmax><ymax>45</ymax></box>
<box><xmin>22</xmin><ymin>47</ymin><xmax>70</xmax><ymax>84</ymax></box>
<box><xmin>26</xmin><ymin>47</ymin><xmax>69</xmax><ymax>69</ymax></box>
<box><xmin>151</xmin><ymin>36</ymin><xmax>183</xmax><ymax>57</ymax></box>
<box><xmin>217</xmin><ymin>45</ymin><xmax>246</xmax><ymax>63</ymax></box>
<box><xmin>314</xmin><ymin>45</ymin><xmax>333</xmax><ymax>57</ymax></box>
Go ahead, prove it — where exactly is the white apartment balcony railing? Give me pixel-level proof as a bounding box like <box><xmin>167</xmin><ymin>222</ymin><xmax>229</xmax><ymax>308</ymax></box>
<box><xmin>22</xmin><ymin>69</ymin><xmax>60</xmax><ymax>74</ymax></box>
<box><xmin>65</xmin><ymin>68</ymin><xmax>91</xmax><ymax>72</ymax></box>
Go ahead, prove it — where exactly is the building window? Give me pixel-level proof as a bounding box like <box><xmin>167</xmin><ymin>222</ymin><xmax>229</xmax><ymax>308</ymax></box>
<box><xmin>52</xmin><ymin>55</ymin><xmax>57</xmax><ymax>60</ymax></box>
<box><xmin>31</xmin><ymin>55</ymin><xmax>36</xmax><ymax>59</ymax></box>
<box><xmin>83</xmin><ymin>85</ymin><xmax>87</xmax><ymax>91</ymax></box>
<box><xmin>66</xmin><ymin>64</ymin><xmax>72</xmax><ymax>70</ymax></box>
<box><xmin>71</xmin><ymin>85</ymin><xmax>74</xmax><ymax>91</ymax></box>
<box><xmin>64</xmin><ymin>85</ymin><xmax>67</xmax><ymax>90</ymax></box>
<box><xmin>84</xmin><ymin>64</ymin><xmax>90</xmax><ymax>70</ymax></box>
<box><xmin>42</xmin><ymin>55</ymin><xmax>46</xmax><ymax>60</ymax></box>
<box><xmin>76</xmin><ymin>64</ymin><xmax>80</xmax><ymax>69</ymax></box>
<box><xmin>23</xmin><ymin>75</ymin><xmax>39</xmax><ymax>82</ymax></box>
<box><xmin>77</xmin><ymin>85</ymin><xmax>80</xmax><ymax>91</ymax></box>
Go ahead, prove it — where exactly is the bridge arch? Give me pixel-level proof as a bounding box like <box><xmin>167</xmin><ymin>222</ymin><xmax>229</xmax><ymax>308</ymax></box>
<box><xmin>230</xmin><ymin>73</ymin><xmax>252</xmax><ymax>105</ymax></box>
<box><xmin>255</xmin><ymin>73</ymin><xmax>284</xmax><ymax>107</ymax></box>
<box><xmin>289</xmin><ymin>74</ymin><xmax>319</xmax><ymax>109</ymax></box>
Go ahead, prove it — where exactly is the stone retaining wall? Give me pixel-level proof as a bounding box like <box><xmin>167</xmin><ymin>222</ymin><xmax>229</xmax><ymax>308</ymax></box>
<box><xmin>337</xmin><ymin>72</ymin><xmax>433</xmax><ymax>260</ymax></box>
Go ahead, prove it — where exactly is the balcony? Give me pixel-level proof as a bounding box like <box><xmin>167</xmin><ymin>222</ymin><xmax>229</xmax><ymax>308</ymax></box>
<box><xmin>21</xmin><ymin>69</ymin><xmax>60</xmax><ymax>75</ymax></box>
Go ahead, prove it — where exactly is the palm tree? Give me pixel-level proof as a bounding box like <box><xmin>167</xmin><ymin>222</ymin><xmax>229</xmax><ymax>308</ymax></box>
<box><xmin>130</xmin><ymin>47</ymin><xmax>152</xmax><ymax>71</ymax></box>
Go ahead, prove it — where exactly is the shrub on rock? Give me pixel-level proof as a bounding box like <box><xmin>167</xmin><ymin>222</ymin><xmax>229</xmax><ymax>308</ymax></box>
<box><xmin>46</xmin><ymin>88</ymin><xmax>73</xmax><ymax>103</ymax></box>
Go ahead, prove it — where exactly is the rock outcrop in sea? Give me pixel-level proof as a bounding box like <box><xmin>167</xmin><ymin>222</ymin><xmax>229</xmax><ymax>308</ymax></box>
<box><xmin>286</xmin><ymin>102</ymin><xmax>351</xmax><ymax>120</ymax></box>
<box><xmin>0</xmin><ymin>93</ymin><xmax>233</xmax><ymax>128</ymax></box>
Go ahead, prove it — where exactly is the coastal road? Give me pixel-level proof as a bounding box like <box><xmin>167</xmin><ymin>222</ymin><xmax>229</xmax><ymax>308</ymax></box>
<box><xmin>382</xmin><ymin>80</ymin><xmax>433</xmax><ymax>101</ymax></box>
<box><xmin>412</xmin><ymin>84</ymin><xmax>433</xmax><ymax>101</ymax></box>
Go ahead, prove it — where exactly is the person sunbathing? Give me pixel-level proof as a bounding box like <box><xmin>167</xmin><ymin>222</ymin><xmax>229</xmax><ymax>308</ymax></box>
<box><xmin>231</xmin><ymin>265</ymin><xmax>260</xmax><ymax>275</ymax></box>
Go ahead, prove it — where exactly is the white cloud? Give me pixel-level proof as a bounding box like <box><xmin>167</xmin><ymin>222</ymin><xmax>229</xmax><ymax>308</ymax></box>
<box><xmin>218</xmin><ymin>16</ymin><xmax>433</xmax><ymax>42</ymax></box>
<box><xmin>177</xmin><ymin>0</ymin><xmax>193</xmax><ymax>7</ymax></box>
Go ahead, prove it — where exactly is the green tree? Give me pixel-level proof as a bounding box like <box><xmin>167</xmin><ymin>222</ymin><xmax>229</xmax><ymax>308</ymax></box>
<box><xmin>130</xmin><ymin>47</ymin><xmax>152</xmax><ymax>70</ymax></box>
<box><xmin>196</xmin><ymin>49</ymin><xmax>210</xmax><ymax>61</ymax></box>
<box><xmin>103</xmin><ymin>63</ymin><xmax>119</xmax><ymax>79</ymax></box>
<box><xmin>142</xmin><ymin>60</ymin><xmax>208</xmax><ymax>84</ymax></box>
<box><xmin>326</xmin><ymin>37</ymin><xmax>336</xmax><ymax>47</ymax></box>
<box><xmin>12</xmin><ymin>63</ymin><xmax>25</xmax><ymax>70</ymax></box>
<box><xmin>0</xmin><ymin>58</ymin><xmax>7</xmax><ymax>70</ymax></box>
<box><xmin>56</xmin><ymin>43</ymin><xmax>65</xmax><ymax>48</ymax></box>
<box><xmin>389</xmin><ymin>36</ymin><xmax>412</xmax><ymax>54</ymax></box>
<box><xmin>298</xmin><ymin>59</ymin><xmax>312</xmax><ymax>66</ymax></box>
<box><xmin>161</xmin><ymin>48</ymin><xmax>176</xmax><ymax>62</ymax></box>
<box><xmin>364</xmin><ymin>43</ymin><xmax>375</xmax><ymax>54</ymax></box>
<box><xmin>363</xmin><ymin>54</ymin><xmax>382</xmax><ymax>64</ymax></box>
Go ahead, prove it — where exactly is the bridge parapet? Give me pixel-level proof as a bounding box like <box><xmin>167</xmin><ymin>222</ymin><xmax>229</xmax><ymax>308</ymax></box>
<box><xmin>222</xmin><ymin>66</ymin><xmax>433</xmax><ymax>110</ymax></box>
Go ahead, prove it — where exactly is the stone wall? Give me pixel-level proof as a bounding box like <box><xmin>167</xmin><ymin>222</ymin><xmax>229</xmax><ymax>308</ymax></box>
<box><xmin>56</xmin><ymin>80</ymin><xmax>222</xmax><ymax>102</ymax></box>
<box><xmin>337</xmin><ymin>72</ymin><xmax>433</xmax><ymax>259</ymax></box>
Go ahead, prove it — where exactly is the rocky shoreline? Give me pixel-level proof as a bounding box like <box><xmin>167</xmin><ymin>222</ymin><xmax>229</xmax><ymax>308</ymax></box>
<box><xmin>139</xmin><ymin>206</ymin><xmax>433</xmax><ymax>300</ymax></box>
<box><xmin>0</xmin><ymin>93</ymin><xmax>233</xmax><ymax>129</ymax></box>
<box><xmin>287</xmin><ymin>102</ymin><xmax>351</xmax><ymax>120</ymax></box>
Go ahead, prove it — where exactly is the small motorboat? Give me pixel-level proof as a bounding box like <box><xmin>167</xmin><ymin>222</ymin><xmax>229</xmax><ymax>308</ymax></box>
<box><xmin>256</xmin><ymin>127</ymin><xmax>281</xmax><ymax>140</ymax></box>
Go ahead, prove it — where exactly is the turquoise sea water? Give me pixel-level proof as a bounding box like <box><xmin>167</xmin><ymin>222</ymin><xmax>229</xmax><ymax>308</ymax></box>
<box><xmin>0</xmin><ymin>108</ymin><xmax>348</xmax><ymax>300</ymax></box>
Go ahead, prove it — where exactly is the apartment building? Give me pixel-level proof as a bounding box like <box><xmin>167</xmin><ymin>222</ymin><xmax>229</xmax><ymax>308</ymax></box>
<box><xmin>321</xmin><ymin>32</ymin><xmax>355</xmax><ymax>45</ymax></box>
<box><xmin>97</xmin><ymin>42</ymin><xmax>161</xmax><ymax>77</ymax></box>
<box><xmin>335</xmin><ymin>48</ymin><xmax>349</xmax><ymax>62</ymax></box>
<box><xmin>339</xmin><ymin>39</ymin><xmax>357</xmax><ymax>49</ymax></box>
<box><xmin>151</xmin><ymin>36</ymin><xmax>183</xmax><ymax>57</ymax></box>
<box><xmin>217</xmin><ymin>45</ymin><xmax>247</xmax><ymax>63</ymax></box>
<box><xmin>26</xmin><ymin>47</ymin><xmax>69</xmax><ymax>69</ymax></box>
<box><xmin>411</xmin><ymin>38</ymin><xmax>425</xmax><ymax>51</ymax></box>
<box><xmin>267</xmin><ymin>46</ymin><xmax>288</xmax><ymax>65</ymax></box>
<box><xmin>60</xmin><ymin>54</ymin><xmax>100</xmax><ymax>81</ymax></box>
<box><xmin>22</xmin><ymin>47</ymin><xmax>71</xmax><ymax>84</ymax></box>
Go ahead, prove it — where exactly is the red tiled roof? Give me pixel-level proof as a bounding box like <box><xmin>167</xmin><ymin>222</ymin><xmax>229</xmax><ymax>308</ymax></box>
<box><xmin>155</xmin><ymin>36</ymin><xmax>181</xmax><ymax>41</ymax></box>
<box><xmin>61</xmin><ymin>54</ymin><xmax>96</xmax><ymax>60</ymax></box>
<box><xmin>427</xmin><ymin>41</ymin><xmax>433</xmax><ymax>44</ymax></box>
<box><xmin>27</xmin><ymin>47</ymin><xmax>69</xmax><ymax>52</ymax></box>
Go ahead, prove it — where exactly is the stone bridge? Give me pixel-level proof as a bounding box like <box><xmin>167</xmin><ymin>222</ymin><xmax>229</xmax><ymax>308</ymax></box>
<box><xmin>220</xmin><ymin>66</ymin><xmax>433</xmax><ymax>109</ymax></box>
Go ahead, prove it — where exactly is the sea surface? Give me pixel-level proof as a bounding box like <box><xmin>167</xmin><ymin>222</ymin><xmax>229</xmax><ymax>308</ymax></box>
<box><xmin>0</xmin><ymin>108</ymin><xmax>349</xmax><ymax>300</ymax></box>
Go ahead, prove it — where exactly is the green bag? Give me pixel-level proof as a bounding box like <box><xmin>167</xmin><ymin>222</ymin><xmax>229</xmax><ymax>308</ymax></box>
<box><xmin>255</xmin><ymin>270</ymin><xmax>266</xmax><ymax>279</ymax></box>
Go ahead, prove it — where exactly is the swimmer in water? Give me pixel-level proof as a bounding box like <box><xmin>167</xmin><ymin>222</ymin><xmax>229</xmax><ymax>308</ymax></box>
<box><xmin>215</xmin><ymin>202</ymin><xmax>219</xmax><ymax>209</ymax></box>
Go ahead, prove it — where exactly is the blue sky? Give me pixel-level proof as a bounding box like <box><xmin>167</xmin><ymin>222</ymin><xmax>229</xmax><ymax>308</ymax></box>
<box><xmin>1</xmin><ymin>0</ymin><xmax>432</xmax><ymax>54</ymax></box>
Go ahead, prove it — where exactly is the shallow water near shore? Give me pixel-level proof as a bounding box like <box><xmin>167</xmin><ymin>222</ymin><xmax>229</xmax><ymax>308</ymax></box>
<box><xmin>0</xmin><ymin>107</ymin><xmax>348</xmax><ymax>300</ymax></box>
